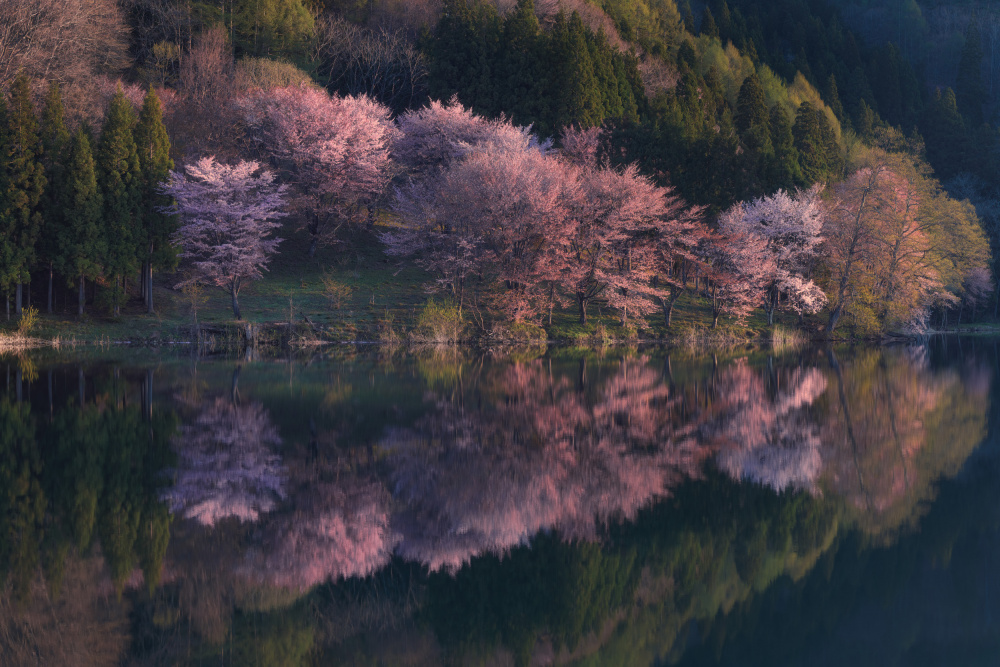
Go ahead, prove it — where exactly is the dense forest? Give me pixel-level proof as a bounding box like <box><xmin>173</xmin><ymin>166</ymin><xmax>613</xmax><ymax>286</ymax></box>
<box><xmin>0</xmin><ymin>0</ymin><xmax>996</xmax><ymax>338</ymax></box>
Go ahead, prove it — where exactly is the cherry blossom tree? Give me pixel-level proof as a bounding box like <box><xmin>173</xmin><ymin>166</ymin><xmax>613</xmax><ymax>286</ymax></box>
<box><xmin>719</xmin><ymin>185</ymin><xmax>828</xmax><ymax>324</ymax></box>
<box><xmin>703</xmin><ymin>231</ymin><xmax>774</xmax><ymax>327</ymax></box>
<box><xmin>388</xmin><ymin>105</ymin><xmax>575</xmax><ymax>322</ymax></box>
<box><xmin>566</xmin><ymin>164</ymin><xmax>700</xmax><ymax>326</ymax></box>
<box><xmin>393</xmin><ymin>97</ymin><xmax>550</xmax><ymax>177</ymax></box>
<box><xmin>559</xmin><ymin>124</ymin><xmax>602</xmax><ymax>168</ymax></box>
<box><xmin>238</xmin><ymin>85</ymin><xmax>397</xmax><ymax>255</ymax></box>
<box><xmin>164</xmin><ymin>157</ymin><xmax>287</xmax><ymax>320</ymax></box>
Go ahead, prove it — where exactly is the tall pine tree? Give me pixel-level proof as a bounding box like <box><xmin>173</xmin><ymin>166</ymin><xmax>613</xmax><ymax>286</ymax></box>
<box><xmin>61</xmin><ymin>127</ymin><xmax>104</xmax><ymax>317</ymax></box>
<box><xmin>40</xmin><ymin>81</ymin><xmax>70</xmax><ymax>314</ymax></box>
<box><xmin>1</xmin><ymin>73</ymin><xmax>46</xmax><ymax>317</ymax></box>
<box><xmin>96</xmin><ymin>88</ymin><xmax>142</xmax><ymax>317</ymax></box>
<box><xmin>134</xmin><ymin>87</ymin><xmax>174</xmax><ymax>314</ymax></box>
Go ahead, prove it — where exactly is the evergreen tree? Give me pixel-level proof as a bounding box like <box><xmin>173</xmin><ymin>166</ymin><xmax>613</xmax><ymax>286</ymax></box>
<box><xmin>39</xmin><ymin>81</ymin><xmax>70</xmax><ymax>314</ymax></box>
<box><xmin>768</xmin><ymin>104</ymin><xmax>802</xmax><ymax>190</ymax></box>
<box><xmin>825</xmin><ymin>74</ymin><xmax>844</xmax><ymax>121</ymax></box>
<box><xmin>549</xmin><ymin>13</ymin><xmax>605</xmax><ymax>133</ymax></box>
<box><xmin>700</xmin><ymin>6</ymin><xmax>719</xmax><ymax>39</ymax></box>
<box><xmin>922</xmin><ymin>88</ymin><xmax>968</xmax><ymax>180</ymax></box>
<box><xmin>0</xmin><ymin>73</ymin><xmax>46</xmax><ymax>317</ymax></box>
<box><xmin>955</xmin><ymin>23</ymin><xmax>987</xmax><ymax>127</ymax></box>
<box><xmin>735</xmin><ymin>71</ymin><xmax>767</xmax><ymax>134</ymax></box>
<box><xmin>61</xmin><ymin>127</ymin><xmax>104</xmax><ymax>317</ymax></box>
<box><xmin>680</xmin><ymin>0</ymin><xmax>696</xmax><ymax>34</ymax></box>
<box><xmin>134</xmin><ymin>87</ymin><xmax>175</xmax><ymax>314</ymax></box>
<box><xmin>499</xmin><ymin>0</ymin><xmax>545</xmax><ymax>127</ymax></box>
<box><xmin>96</xmin><ymin>89</ymin><xmax>142</xmax><ymax>317</ymax></box>
<box><xmin>792</xmin><ymin>102</ymin><xmax>838</xmax><ymax>185</ymax></box>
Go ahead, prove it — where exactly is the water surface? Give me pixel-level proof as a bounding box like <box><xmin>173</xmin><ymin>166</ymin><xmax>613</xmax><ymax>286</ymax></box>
<box><xmin>0</xmin><ymin>338</ymin><xmax>995</xmax><ymax>666</ymax></box>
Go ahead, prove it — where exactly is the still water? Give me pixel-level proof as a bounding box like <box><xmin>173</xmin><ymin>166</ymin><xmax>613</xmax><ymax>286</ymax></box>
<box><xmin>0</xmin><ymin>339</ymin><xmax>996</xmax><ymax>666</ymax></box>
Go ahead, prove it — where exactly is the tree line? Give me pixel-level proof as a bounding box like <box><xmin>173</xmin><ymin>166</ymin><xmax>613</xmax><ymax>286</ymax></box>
<box><xmin>0</xmin><ymin>74</ymin><xmax>174</xmax><ymax>319</ymax></box>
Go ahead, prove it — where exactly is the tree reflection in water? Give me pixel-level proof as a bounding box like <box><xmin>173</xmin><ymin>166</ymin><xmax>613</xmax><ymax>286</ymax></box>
<box><xmin>162</xmin><ymin>396</ymin><xmax>285</xmax><ymax>526</ymax></box>
<box><xmin>0</xmin><ymin>342</ymin><xmax>993</xmax><ymax>667</ymax></box>
<box><xmin>383</xmin><ymin>357</ymin><xmax>712</xmax><ymax>571</ymax></box>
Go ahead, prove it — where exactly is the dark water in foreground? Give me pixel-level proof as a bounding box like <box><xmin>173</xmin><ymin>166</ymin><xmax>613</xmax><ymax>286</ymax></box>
<box><xmin>0</xmin><ymin>339</ymin><xmax>997</xmax><ymax>666</ymax></box>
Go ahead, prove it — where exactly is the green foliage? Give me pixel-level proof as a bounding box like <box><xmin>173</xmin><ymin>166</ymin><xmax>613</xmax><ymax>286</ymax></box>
<box><xmin>411</xmin><ymin>298</ymin><xmax>466</xmax><ymax>342</ymax></box>
<box><xmin>18</xmin><ymin>305</ymin><xmax>39</xmax><ymax>334</ymax></box>
<box><xmin>0</xmin><ymin>73</ymin><xmax>46</xmax><ymax>292</ymax></box>
<box><xmin>230</xmin><ymin>0</ymin><xmax>316</xmax><ymax>61</ymax></box>
<box><xmin>39</xmin><ymin>82</ymin><xmax>71</xmax><ymax>276</ymax></box>
<box><xmin>425</xmin><ymin>0</ymin><xmax>644</xmax><ymax>137</ymax></box>
<box><xmin>96</xmin><ymin>88</ymin><xmax>142</xmax><ymax>312</ymax></box>
<box><xmin>60</xmin><ymin>127</ymin><xmax>104</xmax><ymax>286</ymax></box>
<box><xmin>135</xmin><ymin>87</ymin><xmax>176</xmax><ymax>271</ymax></box>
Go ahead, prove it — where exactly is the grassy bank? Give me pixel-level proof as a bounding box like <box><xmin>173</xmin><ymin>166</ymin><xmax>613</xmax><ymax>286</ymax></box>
<box><xmin>0</xmin><ymin>225</ymin><xmax>882</xmax><ymax>352</ymax></box>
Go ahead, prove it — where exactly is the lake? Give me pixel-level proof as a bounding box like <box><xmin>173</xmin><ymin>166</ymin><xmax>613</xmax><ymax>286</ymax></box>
<box><xmin>0</xmin><ymin>338</ymin><xmax>997</xmax><ymax>666</ymax></box>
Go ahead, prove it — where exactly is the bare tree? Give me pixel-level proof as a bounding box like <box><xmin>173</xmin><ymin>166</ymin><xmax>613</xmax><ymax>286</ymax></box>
<box><xmin>312</xmin><ymin>16</ymin><xmax>428</xmax><ymax>115</ymax></box>
<box><xmin>0</xmin><ymin>0</ymin><xmax>128</xmax><ymax>87</ymax></box>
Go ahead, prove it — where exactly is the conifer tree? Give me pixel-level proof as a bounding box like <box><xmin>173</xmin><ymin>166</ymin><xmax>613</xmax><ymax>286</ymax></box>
<box><xmin>550</xmin><ymin>13</ymin><xmax>605</xmax><ymax>133</ymax></box>
<box><xmin>60</xmin><ymin>127</ymin><xmax>104</xmax><ymax>317</ymax></box>
<box><xmin>956</xmin><ymin>23</ymin><xmax>987</xmax><ymax>127</ymax></box>
<box><xmin>700</xmin><ymin>6</ymin><xmax>719</xmax><ymax>39</ymax></box>
<box><xmin>793</xmin><ymin>102</ymin><xmax>831</xmax><ymax>184</ymax></box>
<box><xmin>825</xmin><ymin>74</ymin><xmax>844</xmax><ymax>121</ymax></box>
<box><xmin>768</xmin><ymin>104</ymin><xmax>802</xmax><ymax>190</ymax></box>
<box><xmin>40</xmin><ymin>81</ymin><xmax>70</xmax><ymax>314</ymax></box>
<box><xmin>500</xmin><ymin>0</ymin><xmax>545</xmax><ymax>126</ymax></box>
<box><xmin>134</xmin><ymin>87</ymin><xmax>175</xmax><ymax>314</ymax></box>
<box><xmin>96</xmin><ymin>88</ymin><xmax>142</xmax><ymax>317</ymax></box>
<box><xmin>0</xmin><ymin>73</ymin><xmax>46</xmax><ymax>318</ymax></box>
<box><xmin>735</xmin><ymin>72</ymin><xmax>768</xmax><ymax>134</ymax></box>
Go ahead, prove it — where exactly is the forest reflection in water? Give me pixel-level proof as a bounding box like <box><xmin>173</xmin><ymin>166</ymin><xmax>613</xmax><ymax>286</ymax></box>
<box><xmin>0</xmin><ymin>338</ymin><xmax>994</xmax><ymax>666</ymax></box>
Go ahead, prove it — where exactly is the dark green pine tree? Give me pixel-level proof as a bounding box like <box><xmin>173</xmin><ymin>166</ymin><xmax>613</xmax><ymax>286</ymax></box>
<box><xmin>735</xmin><ymin>71</ymin><xmax>768</xmax><ymax>134</ymax></box>
<box><xmin>767</xmin><ymin>104</ymin><xmax>803</xmax><ymax>191</ymax></box>
<box><xmin>426</xmin><ymin>0</ymin><xmax>503</xmax><ymax>116</ymax></box>
<box><xmin>0</xmin><ymin>73</ymin><xmax>46</xmax><ymax>318</ymax></box>
<box><xmin>792</xmin><ymin>102</ymin><xmax>830</xmax><ymax>185</ymax></box>
<box><xmin>61</xmin><ymin>126</ymin><xmax>104</xmax><ymax>317</ymax></box>
<box><xmin>587</xmin><ymin>30</ymin><xmax>625</xmax><ymax>122</ymax></box>
<box><xmin>955</xmin><ymin>22</ymin><xmax>987</xmax><ymax>127</ymax></box>
<box><xmin>825</xmin><ymin>74</ymin><xmax>844</xmax><ymax>121</ymax></box>
<box><xmin>499</xmin><ymin>0</ymin><xmax>545</xmax><ymax>127</ymax></box>
<box><xmin>680</xmin><ymin>0</ymin><xmax>696</xmax><ymax>34</ymax></box>
<box><xmin>39</xmin><ymin>81</ymin><xmax>71</xmax><ymax>314</ymax></box>
<box><xmin>922</xmin><ymin>88</ymin><xmax>969</xmax><ymax>180</ymax></box>
<box><xmin>700</xmin><ymin>6</ymin><xmax>719</xmax><ymax>39</ymax></box>
<box><xmin>134</xmin><ymin>87</ymin><xmax>175</xmax><ymax>314</ymax></box>
<box><xmin>96</xmin><ymin>88</ymin><xmax>142</xmax><ymax>317</ymax></box>
<box><xmin>549</xmin><ymin>13</ymin><xmax>605</xmax><ymax>133</ymax></box>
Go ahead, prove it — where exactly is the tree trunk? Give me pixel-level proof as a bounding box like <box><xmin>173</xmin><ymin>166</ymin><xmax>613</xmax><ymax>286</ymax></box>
<box><xmin>826</xmin><ymin>302</ymin><xmax>843</xmax><ymax>334</ymax></box>
<box><xmin>15</xmin><ymin>283</ymin><xmax>22</xmax><ymax>316</ymax></box>
<box><xmin>78</xmin><ymin>275</ymin><xmax>85</xmax><ymax>317</ymax></box>
<box><xmin>147</xmin><ymin>259</ymin><xmax>154</xmax><ymax>314</ymax></box>
<box><xmin>661</xmin><ymin>298</ymin><xmax>673</xmax><ymax>329</ymax></box>
<box><xmin>578</xmin><ymin>295</ymin><xmax>587</xmax><ymax>324</ymax></box>
<box><xmin>231</xmin><ymin>284</ymin><xmax>242</xmax><ymax>320</ymax></box>
<box><xmin>713</xmin><ymin>312</ymin><xmax>720</xmax><ymax>328</ymax></box>
<box><xmin>47</xmin><ymin>264</ymin><xmax>53</xmax><ymax>314</ymax></box>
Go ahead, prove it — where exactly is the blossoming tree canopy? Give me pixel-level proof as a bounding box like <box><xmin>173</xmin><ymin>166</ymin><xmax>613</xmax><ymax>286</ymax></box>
<box><xmin>164</xmin><ymin>156</ymin><xmax>287</xmax><ymax>320</ymax></box>
<box><xmin>719</xmin><ymin>185</ymin><xmax>828</xmax><ymax>324</ymax></box>
<box><xmin>238</xmin><ymin>84</ymin><xmax>397</xmax><ymax>254</ymax></box>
